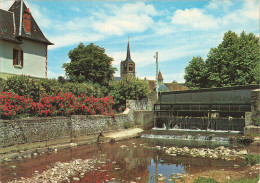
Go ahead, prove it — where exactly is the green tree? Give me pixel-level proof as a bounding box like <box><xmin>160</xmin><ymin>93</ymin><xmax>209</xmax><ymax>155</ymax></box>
<box><xmin>184</xmin><ymin>56</ymin><xmax>207</xmax><ymax>89</ymax></box>
<box><xmin>109</xmin><ymin>77</ymin><xmax>151</xmax><ymax>111</ymax></box>
<box><xmin>184</xmin><ymin>31</ymin><xmax>260</xmax><ymax>88</ymax></box>
<box><xmin>206</xmin><ymin>31</ymin><xmax>260</xmax><ymax>87</ymax></box>
<box><xmin>63</xmin><ymin>43</ymin><xmax>117</xmax><ymax>86</ymax></box>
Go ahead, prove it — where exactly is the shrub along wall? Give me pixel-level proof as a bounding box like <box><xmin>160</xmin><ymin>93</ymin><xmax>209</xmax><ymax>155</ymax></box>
<box><xmin>0</xmin><ymin>114</ymin><xmax>129</xmax><ymax>147</ymax></box>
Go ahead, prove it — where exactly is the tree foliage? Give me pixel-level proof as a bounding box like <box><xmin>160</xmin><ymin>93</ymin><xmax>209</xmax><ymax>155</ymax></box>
<box><xmin>1</xmin><ymin>75</ymin><xmax>103</xmax><ymax>102</ymax></box>
<box><xmin>184</xmin><ymin>56</ymin><xmax>207</xmax><ymax>89</ymax></box>
<box><xmin>109</xmin><ymin>77</ymin><xmax>151</xmax><ymax>111</ymax></box>
<box><xmin>63</xmin><ymin>43</ymin><xmax>117</xmax><ymax>86</ymax></box>
<box><xmin>184</xmin><ymin>31</ymin><xmax>260</xmax><ymax>88</ymax></box>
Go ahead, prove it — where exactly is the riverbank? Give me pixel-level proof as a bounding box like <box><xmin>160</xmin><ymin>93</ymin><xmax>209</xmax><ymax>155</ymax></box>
<box><xmin>0</xmin><ymin>128</ymin><xmax>144</xmax><ymax>163</ymax></box>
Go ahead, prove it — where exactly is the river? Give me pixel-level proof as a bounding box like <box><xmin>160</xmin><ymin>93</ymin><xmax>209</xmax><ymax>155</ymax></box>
<box><xmin>0</xmin><ymin>135</ymin><xmax>249</xmax><ymax>183</ymax></box>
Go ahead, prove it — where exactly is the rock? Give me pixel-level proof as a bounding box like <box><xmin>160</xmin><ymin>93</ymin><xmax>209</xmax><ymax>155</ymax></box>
<box><xmin>4</xmin><ymin>158</ymin><xmax>10</xmax><ymax>162</ymax></box>
<box><xmin>33</xmin><ymin>153</ymin><xmax>38</xmax><ymax>156</ymax></box>
<box><xmin>170</xmin><ymin>154</ymin><xmax>177</xmax><ymax>156</ymax></box>
<box><xmin>234</xmin><ymin>164</ymin><xmax>240</xmax><ymax>168</ymax></box>
<box><xmin>73</xmin><ymin>177</ymin><xmax>80</xmax><ymax>181</ymax></box>
<box><xmin>237</xmin><ymin>149</ymin><xmax>247</xmax><ymax>155</ymax></box>
<box><xmin>156</xmin><ymin>146</ymin><xmax>161</xmax><ymax>149</ymax></box>
<box><xmin>199</xmin><ymin>151</ymin><xmax>206</xmax><ymax>157</ymax></box>
<box><xmin>70</xmin><ymin>143</ymin><xmax>78</xmax><ymax>147</ymax></box>
<box><xmin>212</xmin><ymin>154</ymin><xmax>218</xmax><ymax>159</ymax></box>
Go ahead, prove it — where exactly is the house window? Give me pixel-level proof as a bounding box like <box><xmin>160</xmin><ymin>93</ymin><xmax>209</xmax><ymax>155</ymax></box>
<box><xmin>13</xmin><ymin>49</ymin><xmax>23</xmax><ymax>67</ymax></box>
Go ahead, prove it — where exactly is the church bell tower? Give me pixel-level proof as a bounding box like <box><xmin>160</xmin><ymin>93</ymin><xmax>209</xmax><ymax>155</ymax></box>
<box><xmin>120</xmin><ymin>41</ymin><xmax>135</xmax><ymax>78</ymax></box>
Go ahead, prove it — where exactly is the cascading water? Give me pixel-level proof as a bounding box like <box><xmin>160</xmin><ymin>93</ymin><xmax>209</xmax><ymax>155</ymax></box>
<box><xmin>141</xmin><ymin>134</ymin><xmax>231</xmax><ymax>142</ymax></box>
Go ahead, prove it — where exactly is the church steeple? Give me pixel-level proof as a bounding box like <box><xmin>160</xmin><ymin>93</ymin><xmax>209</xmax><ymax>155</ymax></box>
<box><xmin>125</xmin><ymin>41</ymin><xmax>134</xmax><ymax>62</ymax></box>
<box><xmin>120</xmin><ymin>39</ymin><xmax>136</xmax><ymax>78</ymax></box>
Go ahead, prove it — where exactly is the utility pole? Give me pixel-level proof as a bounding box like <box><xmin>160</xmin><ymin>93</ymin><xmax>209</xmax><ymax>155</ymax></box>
<box><xmin>154</xmin><ymin>52</ymin><xmax>159</xmax><ymax>100</ymax></box>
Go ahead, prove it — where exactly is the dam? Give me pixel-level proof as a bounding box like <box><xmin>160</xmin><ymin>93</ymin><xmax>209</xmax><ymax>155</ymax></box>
<box><xmin>154</xmin><ymin>85</ymin><xmax>259</xmax><ymax>132</ymax></box>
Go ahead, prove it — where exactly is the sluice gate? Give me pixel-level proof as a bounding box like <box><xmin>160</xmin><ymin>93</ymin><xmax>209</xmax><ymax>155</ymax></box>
<box><xmin>154</xmin><ymin>85</ymin><xmax>259</xmax><ymax>132</ymax></box>
<box><xmin>154</xmin><ymin>104</ymin><xmax>248</xmax><ymax>131</ymax></box>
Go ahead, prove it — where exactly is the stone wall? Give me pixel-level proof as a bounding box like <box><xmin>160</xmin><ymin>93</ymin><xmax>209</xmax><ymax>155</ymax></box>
<box><xmin>126</xmin><ymin>98</ymin><xmax>154</xmax><ymax>128</ymax></box>
<box><xmin>251</xmin><ymin>89</ymin><xmax>260</xmax><ymax>125</ymax></box>
<box><xmin>0</xmin><ymin>114</ymin><xmax>128</xmax><ymax>147</ymax></box>
<box><xmin>126</xmin><ymin>98</ymin><xmax>153</xmax><ymax>124</ymax></box>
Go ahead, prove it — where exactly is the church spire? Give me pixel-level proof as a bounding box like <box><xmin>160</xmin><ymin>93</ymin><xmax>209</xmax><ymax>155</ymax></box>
<box><xmin>125</xmin><ymin>38</ymin><xmax>133</xmax><ymax>62</ymax></box>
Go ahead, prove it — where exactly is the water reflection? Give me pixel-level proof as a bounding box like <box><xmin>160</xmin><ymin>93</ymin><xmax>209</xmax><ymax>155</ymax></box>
<box><xmin>0</xmin><ymin>138</ymin><xmax>242</xmax><ymax>183</ymax></box>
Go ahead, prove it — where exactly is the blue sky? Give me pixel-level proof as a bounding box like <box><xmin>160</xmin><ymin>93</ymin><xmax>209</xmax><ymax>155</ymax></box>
<box><xmin>1</xmin><ymin>0</ymin><xmax>259</xmax><ymax>83</ymax></box>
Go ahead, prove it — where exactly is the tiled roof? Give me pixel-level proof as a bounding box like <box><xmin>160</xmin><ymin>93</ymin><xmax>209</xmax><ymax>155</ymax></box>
<box><xmin>158</xmin><ymin>71</ymin><xmax>163</xmax><ymax>81</ymax></box>
<box><xmin>0</xmin><ymin>0</ymin><xmax>53</xmax><ymax>45</ymax></box>
<box><xmin>165</xmin><ymin>83</ymin><xmax>189</xmax><ymax>91</ymax></box>
<box><xmin>147</xmin><ymin>79</ymin><xmax>189</xmax><ymax>92</ymax></box>
<box><xmin>0</xmin><ymin>9</ymin><xmax>21</xmax><ymax>43</ymax></box>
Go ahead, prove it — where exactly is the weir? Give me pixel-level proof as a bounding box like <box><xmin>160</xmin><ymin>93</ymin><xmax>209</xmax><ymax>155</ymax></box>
<box><xmin>153</xmin><ymin>85</ymin><xmax>259</xmax><ymax>133</ymax></box>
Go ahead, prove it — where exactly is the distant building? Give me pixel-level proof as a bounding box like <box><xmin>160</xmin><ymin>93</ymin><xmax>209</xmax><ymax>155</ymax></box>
<box><xmin>147</xmin><ymin>71</ymin><xmax>188</xmax><ymax>92</ymax></box>
<box><xmin>0</xmin><ymin>0</ymin><xmax>53</xmax><ymax>80</ymax></box>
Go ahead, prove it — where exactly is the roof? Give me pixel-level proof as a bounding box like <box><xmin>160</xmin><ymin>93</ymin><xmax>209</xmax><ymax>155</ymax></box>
<box><xmin>124</xmin><ymin>41</ymin><xmax>134</xmax><ymax>63</ymax></box>
<box><xmin>158</xmin><ymin>71</ymin><xmax>163</xmax><ymax>81</ymax></box>
<box><xmin>165</xmin><ymin>83</ymin><xmax>189</xmax><ymax>91</ymax></box>
<box><xmin>158</xmin><ymin>83</ymin><xmax>169</xmax><ymax>91</ymax></box>
<box><xmin>0</xmin><ymin>0</ymin><xmax>53</xmax><ymax>45</ymax></box>
<box><xmin>0</xmin><ymin>9</ymin><xmax>21</xmax><ymax>43</ymax></box>
<box><xmin>114</xmin><ymin>76</ymin><xmax>122</xmax><ymax>81</ymax></box>
<box><xmin>147</xmin><ymin>79</ymin><xmax>189</xmax><ymax>92</ymax></box>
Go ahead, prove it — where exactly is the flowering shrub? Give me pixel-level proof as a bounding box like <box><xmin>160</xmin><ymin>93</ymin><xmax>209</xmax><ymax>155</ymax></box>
<box><xmin>0</xmin><ymin>92</ymin><xmax>34</xmax><ymax>119</ymax></box>
<box><xmin>0</xmin><ymin>92</ymin><xmax>115</xmax><ymax>119</ymax></box>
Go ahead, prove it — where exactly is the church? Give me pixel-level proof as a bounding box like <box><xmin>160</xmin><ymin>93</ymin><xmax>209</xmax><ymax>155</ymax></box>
<box><xmin>120</xmin><ymin>41</ymin><xmax>136</xmax><ymax>78</ymax></box>
<box><xmin>115</xmin><ymin>41</ymin><xmax>188</xmax><ymax>92</ymax></box>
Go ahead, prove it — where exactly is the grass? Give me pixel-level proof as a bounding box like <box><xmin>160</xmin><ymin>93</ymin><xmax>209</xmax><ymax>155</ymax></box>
<box><xmin>243</xmin><ymin>154</ymin><xmax>260</xmax><ymax>166</ymax></box>
<box><xmin>193</xmin><ymin>177</ymin><xmax>259</xmax><ymax>183</ymax></box>
<box><xmin>225</xmin><ymin>177</ymin><xmax>259</xmax><ymax>183</ymax></box>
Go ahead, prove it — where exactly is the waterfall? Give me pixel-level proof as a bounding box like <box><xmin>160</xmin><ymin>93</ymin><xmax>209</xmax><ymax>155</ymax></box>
<box><xmin>141</xmin><ymin>134</ymin><xmax>231</xmax><ymax>142</ymax></box>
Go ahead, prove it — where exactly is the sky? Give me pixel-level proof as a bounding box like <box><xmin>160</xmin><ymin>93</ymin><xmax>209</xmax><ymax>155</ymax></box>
<box><xmin>1</xmin><ymin>0</ymin><xmax>259</xmax><ymax>83</ymax></box>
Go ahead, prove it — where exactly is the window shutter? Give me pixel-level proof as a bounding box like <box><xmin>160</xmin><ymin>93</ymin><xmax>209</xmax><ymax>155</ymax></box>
<box><xmin>13</xmin><ymin>49</ymin><xmax>17</xmax><ymax>65</ymax></box>
<box><xmin>21</xmin><ymin>50</ymin><xmax>24</xmax><ymax>67</ymax></box>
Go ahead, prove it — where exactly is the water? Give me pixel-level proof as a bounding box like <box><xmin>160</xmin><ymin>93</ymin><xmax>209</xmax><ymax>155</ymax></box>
<box><xmin>0</xmin><ymin>138</ymin><xmax>243</xmax><ymax>183</ymax></box>
<box><xmin>142</xmin><ymin>134</ymin><xmax>231</xmax><ymax>142</ymax></box>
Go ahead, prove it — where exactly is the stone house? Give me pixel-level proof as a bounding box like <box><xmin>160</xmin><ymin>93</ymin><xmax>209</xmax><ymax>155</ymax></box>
<box><xmin>0</xmin><ymin>0</ymin><xmax>53</xmax><ymax>80</ymax></box>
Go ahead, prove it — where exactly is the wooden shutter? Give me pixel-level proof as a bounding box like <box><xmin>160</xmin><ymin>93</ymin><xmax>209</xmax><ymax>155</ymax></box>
<box><xmin>21</xmin><ymin>50</ymin><xmax>24</xmax><ymax>67</ymax></box>
<box><xmin>13</xmin><ymin>49</ymin><xmax>17</xmax><ymax>65</ymax></box>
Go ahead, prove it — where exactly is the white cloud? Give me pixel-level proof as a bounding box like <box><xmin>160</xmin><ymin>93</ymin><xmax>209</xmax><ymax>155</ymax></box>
<box><xmin>93</xmin><ymin>2</ymin><xmax>157</xmax><ymax>36</ymax></box>
<box><xmin>221</xmin><ymin>0</ymin><xmax>258</xmax><ymax>31</ymax></box>
<box><xmin>25</xmin><ymin>1</ymin><xmax>51</xmax><ymax>29</ymax></box>
<box><xmin>171</xmin><ymin>8</ymin><xmax>220</xmax><ymax>30</ymax></box>
<box><xmin>71</xmin><ymin>6</ymin><xmax>81</xmax><ymax>12</ymax></box>
<box><xmin>0</xmin><ymin>0</ymin><xmax>14</xmax><ymax>10</ymax></box>
<box><xmin>47</xmin><ymin>71</ymin><xmax>64</xmax><ymax>79</ymax></box>
<box><xmin>163</xmin><ymin>73</ymin><xmax>185</xmax><ymax>83</ymax></box>
<box><xmin>206</xmin><ymin>0</ymin><xmax>233</xmax><ymax>11</ymax></box>
<box><xmin>48</xmin><ymin>33</ymin><xmax>104</xmax><ymax>49</ymax></box>
<box><xmin>138</xmin><ymin>75</ymin><xmax>156</xmax><ymax>81</ymax></box>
